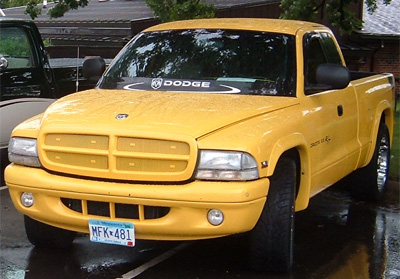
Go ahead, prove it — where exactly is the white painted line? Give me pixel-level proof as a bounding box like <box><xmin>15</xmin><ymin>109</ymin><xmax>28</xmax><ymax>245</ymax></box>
<box><xmin>117</xmin><ymin>242</ymin><xmax>192</xmax><ymax>279</ymax></box>
<box><xmin>0</xmin><ymin>186</ymin><xmax>8</xmax><ymax>191</ymax></box>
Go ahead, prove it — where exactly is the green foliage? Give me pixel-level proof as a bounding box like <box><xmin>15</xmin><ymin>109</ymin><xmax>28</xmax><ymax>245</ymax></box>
<box><xmin>43</xmin><ymin>38</ymin><xmax>53</xmax><ymax>47</ymax></box>
<box><xmin>145</xmin><ymin>0</ymin><xmax>215</xmax><ymax>22</ymax></box>
<box><xmin>390</xmin><ymin>99</ymin><xmax>400</xmax><ymax>180</ymax></box>
<box><xmin>20</xmin><ymin>0</ymin><xmax>213</xmax><ymax>20</ymax></box>
<box><xmin>19</xmin><ymin>0</ymin><xmax>88</xmax><ymax>19</ymax></box>
<box><xmin>12</xmin><ymin>0</ymin><xmax>391</xmax><ymax>36</ymax></box>
<box><xmin>280</xmin><ymin>0</ymin><xmax>392</xmax><ymax>35</ymax></box>
<box><xmin>24</xmin><ymin>0</ymin><xmax>41</xmax><ymax>19</ymax></box>
<box><xmin>365</xmin><ymin>0</ymin><xmax>391</xmax><ymax>13</ymax></box>
<box><xmin>47</xmin><ymin>0</ymin><xmax>88</xmax><ymax>18</ymax></box>
<box><xmin>326</xmin><ymin>0</ymin><xmax>363</xmax><ymax>33</ymax></box>
<box><xmin>0</xmin><ymin>36</ymin><xmax>31</xmax><ymax>57</ymax></box>
<box><xmin>280</xmin><ymin>0</ymin><xmax>319</xmax><ymax>22</ymax></box>
<box><xmin>1</xmin><ymin>0</ymin><xmax>31</xmax><ymax>8</ymax></box>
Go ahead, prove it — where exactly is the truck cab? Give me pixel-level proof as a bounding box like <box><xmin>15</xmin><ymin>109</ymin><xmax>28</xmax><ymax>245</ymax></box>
<box><xmin>0</xmin><ymin>18</ymin><xmax>57</xmax><ymax>100</ymax></box>
<box><xmin>0</xmin><ymin>18</ymin><xmax>58</xmax><ymax>181</ymax></box>
<box><xmin>0</xmin><ymin>18</ymin><xmax>103</xmax><ymax>182</ymax></box>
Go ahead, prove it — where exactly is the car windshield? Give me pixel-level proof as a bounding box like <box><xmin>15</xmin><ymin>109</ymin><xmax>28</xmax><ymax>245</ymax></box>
<box><xmin>98</xmin><ymin>29</ymin><xmax>296</xmax><ymax>96</ymax></box>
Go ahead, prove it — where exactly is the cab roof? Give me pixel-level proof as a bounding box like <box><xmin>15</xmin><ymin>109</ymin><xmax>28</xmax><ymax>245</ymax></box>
<box><xmin>0</xmin><ymin>17</ymin><xmax>35</xmax><ymax>24</ymax></box>
<box><xmin>144</xmin><ymin>18</ymin><xmax>327</xmax><ymax>35</ymax></box>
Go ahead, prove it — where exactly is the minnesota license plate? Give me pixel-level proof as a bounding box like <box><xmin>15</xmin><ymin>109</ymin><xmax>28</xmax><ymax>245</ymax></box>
<box><xmin>89</xmin><ymin>219</ymin><xmax>135</xmax><ymax>247</ymax></box>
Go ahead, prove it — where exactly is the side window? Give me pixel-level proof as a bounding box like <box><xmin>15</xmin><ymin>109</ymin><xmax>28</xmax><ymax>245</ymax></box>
<box><xmin>304</xmin><ymin>34</ymin><xmax>327</xmax><ymax>85</ymax></box>
<box><xmin>0</xmin><ymin>27</ymin><xmax>37</xmax><ymax>69</ymax></box>
<box><xmin>320</xmin><ymin>32</ymin><xmax>343</xmax><ymax>65</ymax></box>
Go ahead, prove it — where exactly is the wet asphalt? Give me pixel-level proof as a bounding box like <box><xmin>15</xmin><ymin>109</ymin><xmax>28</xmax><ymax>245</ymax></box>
<box><xmin>1</xmin><ymin>180</ymin><xmax>399</xmax><ymax>279</ymax></box>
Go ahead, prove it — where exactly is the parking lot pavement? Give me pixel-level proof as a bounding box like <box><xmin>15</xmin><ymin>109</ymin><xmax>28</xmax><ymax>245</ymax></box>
<box><xmin>1</xmin><ymin>180</ymin><xmax>399</xmax><ymax>279</ymax></box>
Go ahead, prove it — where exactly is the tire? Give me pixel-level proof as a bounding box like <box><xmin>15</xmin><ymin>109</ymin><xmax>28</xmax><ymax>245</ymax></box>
<box><xmin>351</xmin><ymin>123</ymin><xmax>390</xmax><ymax>201</ymax></box>
<box><xmin>247</xmin><ymin>157</ymin><xmax>296</xmax><ymax>272</ymax></box>
<box><xmin>24</xmin><ymin>215</ymin><xmax>76</xmax><ymax>248</ymax></box>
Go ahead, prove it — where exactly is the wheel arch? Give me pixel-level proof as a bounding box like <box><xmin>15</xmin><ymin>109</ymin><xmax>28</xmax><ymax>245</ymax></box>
<box><xmin>382</xmin><ymin>106</ymin><xmax>394</xmax><ymax>148</ymax></box>
<box><xmin>362</xmin><ymin>103</ymin><xmax>394</xmax><ymax>168</ymax></box>
<box><xmin>266</xmin><ymin>134</ymin><xmax>311</xmax><ymax>211</ymax></box>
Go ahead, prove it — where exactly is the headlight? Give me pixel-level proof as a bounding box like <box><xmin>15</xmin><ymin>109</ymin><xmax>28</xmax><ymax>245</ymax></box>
<box><xmin>196</xmin><ymin>150</ymin><xmax>259</xmax><ymax>181</ymax></box>
<box><xmin>8</xmin><ymin>137</ymin><xmax>41</xmax><ymax>167</ymax></box>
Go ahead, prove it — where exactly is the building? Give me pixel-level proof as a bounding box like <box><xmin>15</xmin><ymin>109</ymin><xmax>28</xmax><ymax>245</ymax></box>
<box><xmin>344</xmin><ymin>0</ymin><xmax>399</xmax><ymax>96</ymax></box>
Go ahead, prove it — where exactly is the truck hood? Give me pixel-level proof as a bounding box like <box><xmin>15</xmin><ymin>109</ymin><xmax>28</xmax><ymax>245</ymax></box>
<box><xmin>41</xmin><ymin>89</ymin><xmax>298</xmax><ymax>138</ymax></box>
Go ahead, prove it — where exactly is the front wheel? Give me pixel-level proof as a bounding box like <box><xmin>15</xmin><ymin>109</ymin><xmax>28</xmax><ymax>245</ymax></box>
<box><xmin>247</xmin><ymin>157</ymin><xmax>296</xmax><ymax>272</ymax></box>
<box><xmin>24</xmin><ymin>215</ymin><xmax>76</xmax><ymax>248</ymax></box>
<box><xmin>351</xmin><ymin>123</ymin><xmax>390</xmax><ymax>201</ymax></box>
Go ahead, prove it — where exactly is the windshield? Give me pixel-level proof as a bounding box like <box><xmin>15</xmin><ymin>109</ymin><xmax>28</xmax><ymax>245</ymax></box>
<box><xmin>98</xmin><ymin>29</ymin><xmax>296</xmax><ymax>96</ymax></box>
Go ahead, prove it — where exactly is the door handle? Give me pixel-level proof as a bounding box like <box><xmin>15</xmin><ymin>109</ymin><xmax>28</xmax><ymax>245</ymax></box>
<box><xmin>337</xmin><ymin>105</ymin><xmax>343</xmax><ymax>116</ymax></box>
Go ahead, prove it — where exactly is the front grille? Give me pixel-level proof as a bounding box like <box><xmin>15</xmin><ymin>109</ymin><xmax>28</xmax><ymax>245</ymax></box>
<box><xmin>61</xmin><ymin>198</ymin><xmax>170</xmax><ymax>221</ymax></box>
<box><xmin>40</xmin><ymin>133</ymin><xmax>197</xmax><ymax>181</ymax></box>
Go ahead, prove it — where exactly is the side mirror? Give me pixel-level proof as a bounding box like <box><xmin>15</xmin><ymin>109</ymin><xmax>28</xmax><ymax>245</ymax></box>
<box><xmin>316</xmin><ymin>63</ymin><xmax>350</xmax><ymax>90</ymax></box>
<box><xmin>0</xmin><ymin>56</ymin><xmax>8</xmax><ymax>69</ymax></box>
<box><xmin>82</xmin><ymin>56</ymin><xmax>106</xmax><ymax>82</ymax></box>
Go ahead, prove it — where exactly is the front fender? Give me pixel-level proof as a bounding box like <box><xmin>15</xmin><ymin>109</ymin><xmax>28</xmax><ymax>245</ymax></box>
<box><xmin>267</xmin><ymin>133</ymin><xmax>311</xmax><ymax>211</ymax></box>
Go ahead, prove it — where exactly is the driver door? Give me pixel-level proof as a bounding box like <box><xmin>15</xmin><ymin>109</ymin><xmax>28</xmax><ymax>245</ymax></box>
<box><xmin>0</xmin><ymin>25</ymin><xmax>44</xmax><ymax>99</ymax></box>
<box><xmin>302</xmin><ymin>32</ymin><xmax>360</xmax><ymax>193</ymax></box>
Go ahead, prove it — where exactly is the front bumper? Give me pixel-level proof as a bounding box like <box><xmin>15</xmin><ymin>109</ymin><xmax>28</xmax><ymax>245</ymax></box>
<box><xmin>5</xmin><ymin>164</ymin><xmax>269</xmax><ymax>240</ymax></box>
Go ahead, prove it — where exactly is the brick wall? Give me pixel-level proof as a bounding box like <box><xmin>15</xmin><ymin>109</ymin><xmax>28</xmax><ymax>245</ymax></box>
<box><xmin>346</xmin><ymin>42</ymin><xmax>400</xmax><ymax>95</ymax></box>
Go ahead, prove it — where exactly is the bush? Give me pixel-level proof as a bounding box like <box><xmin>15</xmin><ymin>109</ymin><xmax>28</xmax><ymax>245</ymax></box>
<box><xmin>0</xmin><ymin>37</ymin><xmax>31</xmax><ymax>57</ymax></box>
<box><xmin>145</xmin><ymin>0</ymin><xmax>215</xmax><ymax>22</ymax></box>
<box><xmin>390</xmin><ymin>98</ymin><xmax>400</xmax><ymax>180</ymax></box>
<box><xmin>1</xmin><ymin>0</ymin><xmax>31</xmax><ymax>8</ymax></box>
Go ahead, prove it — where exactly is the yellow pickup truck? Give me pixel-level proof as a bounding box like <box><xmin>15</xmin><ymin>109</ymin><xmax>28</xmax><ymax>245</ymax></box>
<box><xmin>5</xmin><ymin>19</ymin><xmax>395</xmax><ymax>272</ymax></box>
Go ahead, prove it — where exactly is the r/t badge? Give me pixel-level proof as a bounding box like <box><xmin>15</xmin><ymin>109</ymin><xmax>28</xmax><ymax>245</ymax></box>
<box><xmin>116</xmin><ymin>114</ymin><xmax>129</xmax><ymax>120</ymax></box>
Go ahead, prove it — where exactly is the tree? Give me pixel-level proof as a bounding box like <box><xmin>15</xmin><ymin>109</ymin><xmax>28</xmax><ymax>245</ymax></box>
<box><xmin>280</xmin><ymin>0</ymin><xmax>392</xmax><ymax>34</ymax></box>
<box><xmin>22</xmin><ymin>0</ymin><xmax>391</xmax><ymax>35</ymax></box>
<box><xmin>23</xmin><ymin>0</ymin><xmax>213</xmax><ymax>21</ymax></box>
<box><xmin>24</xmin><ymin>0</ymin><xmax>88</xmax><ymax>20</ymax></box>
<box><xmin>23</xmin><ymin>0</ymin><xmax>214</xmax><ymax>21</ymax></box>
<box><xmin>25</xmin><ymin>0</ymin><xmax>41</xmax><ymax>19</ymax></box>
<box><xmin>145</xmin><ymin>0</ymin><xmax>215</xmax><ymax>22</ymax></box>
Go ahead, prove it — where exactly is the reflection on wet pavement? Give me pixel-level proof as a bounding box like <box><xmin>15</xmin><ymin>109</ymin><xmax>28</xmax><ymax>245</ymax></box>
<box><xmin>1</xmin><ymin>181</ymin><xmax>399</xmax><ymax>279</ymax></box>
<box><xmin>294</xmin><ymin>181</ymin><xmax>400</xmax><ymax>279</ymax></box>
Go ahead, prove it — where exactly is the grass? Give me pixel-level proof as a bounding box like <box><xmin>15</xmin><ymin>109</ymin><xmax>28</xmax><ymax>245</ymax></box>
<box><xmin>389</xmin><ymin>98</ymin><xmax>400</xmax><ymax>180</ymax></box>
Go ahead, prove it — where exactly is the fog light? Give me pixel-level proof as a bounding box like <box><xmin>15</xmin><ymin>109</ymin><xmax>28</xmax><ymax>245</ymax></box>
<box><xmin>207</xmin><ymin>209</ymin><xmax>224</xmax><ymax>226</ymax></box>
<box><xmin>21</xmin><ymin>192</ymin><xmax>34</xmax><ymax>207</ymax></box>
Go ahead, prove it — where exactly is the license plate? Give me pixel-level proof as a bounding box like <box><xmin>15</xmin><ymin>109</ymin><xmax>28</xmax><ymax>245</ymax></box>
<box><xmin>89</xmin><ymin>219</ymin><xmax>135</xmax><ymax>247</ymax></box>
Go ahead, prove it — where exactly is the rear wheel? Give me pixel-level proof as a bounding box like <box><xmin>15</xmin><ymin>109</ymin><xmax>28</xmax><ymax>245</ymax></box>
<box><xmin>247</xmin><ymin>157</ymin><xmax>296</xmax><ymax>272</ymax></box>
<box><xmin>351</xmin><ymin>123</ymin><xmax>390</xmax><ymax>201</ymax></box>
<box><xmin>24</xmin><ymin>215</ymin><xmax>76</xmax><ymax>248</ymax></box>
